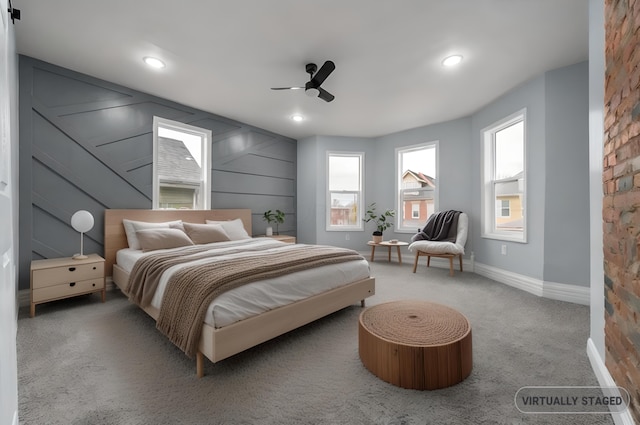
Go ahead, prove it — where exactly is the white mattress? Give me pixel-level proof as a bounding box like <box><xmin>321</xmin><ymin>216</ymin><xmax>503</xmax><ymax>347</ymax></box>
<box><xmin>117</xmin><ymin>239</ymin><xmax>371</xmax><ymax>329</ymax></box>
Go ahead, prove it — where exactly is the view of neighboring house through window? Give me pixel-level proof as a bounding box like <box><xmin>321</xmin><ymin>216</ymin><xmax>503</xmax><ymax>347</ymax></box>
<box><xmin>396</xmin><ymin>142</ymin><xmax>438</xmax><ymax>232</ymax></box>
<box><xmin>327</xmin><ymin>152</ymin><xmax>363</xmax><ymax>230</ymax></box>
<box><xmin>153</xmin><ymin>117</ymin><xmax>212</xmax><ymax>209</ymax></box>
<box><xmin>481</xmin><ymin>109</ymin><xmax>526</xmax><ymax>242</ymax></box>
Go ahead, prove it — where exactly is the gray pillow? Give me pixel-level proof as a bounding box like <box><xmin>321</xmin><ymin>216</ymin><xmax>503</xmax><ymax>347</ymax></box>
<box><xmin>183</xmin><ymin>222</ymin><xmax>231</xmax><ymax>244</ymax></box>
<box><xmin>136</xmin><ymin>228</ymin><xmax>194</xmax><ymax>252</ymax></box>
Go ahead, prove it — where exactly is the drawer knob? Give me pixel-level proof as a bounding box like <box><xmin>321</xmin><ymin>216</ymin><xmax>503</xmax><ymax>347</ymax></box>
<box><xmin>69</xmin><ymin>282</ymin><xmax>76</xmax><ymax>287</ymax></box>
<box><xmin>69</xmin><ymin>267</ymin><xmax>76</xmax><ymax>272</ymax></box>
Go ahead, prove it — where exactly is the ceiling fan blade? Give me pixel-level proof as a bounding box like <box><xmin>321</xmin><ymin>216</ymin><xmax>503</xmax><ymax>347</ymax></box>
<box><xmin>310</xmin><ymin>61</ymin><xmax>335</xmax><ymax>87</ymax></box>
<box><xmin>317</xmin><ymin>87</ymin><xmax>335</xmax><ymax>102</ymax></box>
<box><xmin>271</xmin><ymin>87</ymin><xmax>304</xmax><ymax>90</ymax></box>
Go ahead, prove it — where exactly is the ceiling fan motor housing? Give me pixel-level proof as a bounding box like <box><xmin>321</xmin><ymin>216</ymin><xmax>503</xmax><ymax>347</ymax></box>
<box><xmin>305</xmin><ymin>63</ymin><xmax>318</xmax><ymax>76</ymax></box>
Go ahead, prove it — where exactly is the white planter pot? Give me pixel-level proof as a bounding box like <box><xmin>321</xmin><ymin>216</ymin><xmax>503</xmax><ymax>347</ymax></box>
<box><xmin>266</xmin><ymin>226</ymin><xmax>273</xmax><ymax>236</ymax></box>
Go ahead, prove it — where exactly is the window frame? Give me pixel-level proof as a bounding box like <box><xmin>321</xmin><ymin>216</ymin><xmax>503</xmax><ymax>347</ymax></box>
<box><xmin>395</xmin><ymin>141</ymin><xmax>439</xmax><ymax>233</ymax></box>
<box><xmin>152</xmin><ymin>116</ymin><xmax>212</xmax><ymax>210</ymax></box>
<box><xmin>481</xmin><ymin>109</ymin><xmax>527</xmax><ymax>243</ymax></box>
<box><xmin>326</xmin><ymin>151</ymin><xmax>364</xmax><ymax>231</ymax></box>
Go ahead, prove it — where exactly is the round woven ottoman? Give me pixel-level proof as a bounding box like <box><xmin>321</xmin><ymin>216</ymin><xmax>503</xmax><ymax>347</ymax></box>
<box><xmin>358</xmin><ymin>300</ymin><xmax>472</xmax><ymax>390</ymax></box>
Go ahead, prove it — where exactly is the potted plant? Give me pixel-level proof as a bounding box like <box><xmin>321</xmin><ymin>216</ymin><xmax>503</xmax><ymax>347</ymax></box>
<box><xmin>262</xmin><ymin>209</ymin><xmax>285</xmax><ymax>235</ymax></box>
<box><xmin>363</xmin><ymin>203</ymin><xmax>395</xmax><ymax>243</ymax></box>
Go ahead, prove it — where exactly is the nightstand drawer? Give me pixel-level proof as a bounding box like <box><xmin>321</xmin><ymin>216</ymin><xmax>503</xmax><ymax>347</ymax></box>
<box><xmin>32</xmin><ymin>262</ymin><xmax>103</xmax><ymax>289</ymax></box>
<box><xmin>32</xmin><ymin>278</ymin><xmax>104</xmax><ymax>303</ymax></box>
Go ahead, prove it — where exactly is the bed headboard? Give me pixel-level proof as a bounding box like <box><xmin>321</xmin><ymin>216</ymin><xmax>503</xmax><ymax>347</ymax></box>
<box><xmin>103</xmin><ymin>209</ymin><xmax>252</xmax><ymax>277</ymax></box>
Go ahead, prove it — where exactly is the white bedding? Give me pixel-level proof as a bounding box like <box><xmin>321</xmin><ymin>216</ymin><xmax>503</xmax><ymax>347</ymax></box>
<box><xmin>117</xmin><ymin>239</ymin><xmax>371</xmax><ymax>329</ymax></box>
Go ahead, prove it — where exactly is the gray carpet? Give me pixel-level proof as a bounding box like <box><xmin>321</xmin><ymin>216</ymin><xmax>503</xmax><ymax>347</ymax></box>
<box><xmin>17</xmin><ymin>260</ymin><xmax>613</xmax><ymax>425</ymax></box>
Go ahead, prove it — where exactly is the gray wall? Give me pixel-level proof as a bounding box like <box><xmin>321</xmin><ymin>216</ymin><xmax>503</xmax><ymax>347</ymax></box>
<box><xmin>470</xmin><ymin>61</ymin><xmax>590</xmax><ymax>285</ymax></box>
<box><xmin>296</xmin><ymin>136</ymin><xmax>319</xmax><ymax>245</ymax></box>
<box><xmin>18</xmin><ymin>56</ymin><xmax>297</xmax><ymax>290</ymax></box>
<box><xmin>298</xmin><ymin>62</ymin><xmax>590</xmax><ymax>287</ymax></box>
<box><xmin>471</xmin><ymin>74</ymin><xmax>547</xmax><ymax>280</ymax></box>
<box><xmin>543</xmin><ymin>62</ymin><xmax>590</xmax><ymax>286</ymax></box>
<box><xmin>297</xmin><ymin>117</ymin><xmax>474</xmax><ymax>251</ymax></box>
<box><xmin>296</xmin><ymin>135</ymin><xmax>377</xmax><ymax>249</ymax></box>
<box><xmin>373</xmin><ymin>117</ymin><xmax>473</xmax><ymax>242</ymax></box>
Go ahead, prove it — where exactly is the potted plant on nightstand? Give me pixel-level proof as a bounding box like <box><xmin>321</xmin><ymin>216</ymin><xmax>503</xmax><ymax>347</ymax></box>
<box><xmin>262</xmin><ymin>209</ymin><xmax>285</xmax><ymax>235</ymax></box>
<box><xmin>363</xmin><ymin>203</ymin><xmax>395</xmax><ymax>243</ymax></box>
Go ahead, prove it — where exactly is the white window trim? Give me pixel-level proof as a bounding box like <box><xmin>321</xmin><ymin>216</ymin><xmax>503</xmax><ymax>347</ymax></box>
<box><xmin>481</xmin><ymin>109</ymin><xmax>527</xmax><ymax>243</ymax></box>
<box><xmin>152</xmin><ymin>116</ymin><xmax>212</xmax><ymax>210</ymax></box>
<box><xmin>326</xmin><ymin>151</ymin><xmax>364</xmax><ymax>231</ymax></box>
<box><xmin>395</xmin><ymin>141</ymin><xmax>439</xmax><ymax>233</ymax></box>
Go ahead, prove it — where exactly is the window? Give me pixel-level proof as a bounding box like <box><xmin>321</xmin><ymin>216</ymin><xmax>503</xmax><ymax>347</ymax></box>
<box><xmin>411</xmin><ymin>203</ymin><xmax>420</xmax><ymax>219</ymax></box>
<box><xmin>396</xmin><ymin>142</ymin><xmax>438</xmax><ymax>232</ymax></box>
<box><xmin>153</xmin><ymin>117</ymin><xmax>212</xmax><ymax>210</ymax></box>
<box><xmin>481</xmin><ymin>109</ymin><xmax>526</xmax><ymax>242</ymax></box>
<box><xmin>499</xmin><ymin>200</ymin><xmax>510</xmax><ymax>217</ymax></box>
<box><xmin>326</xmin><ymin>152</ymin><xmax>363</xmax><ymax>231</ymax></box>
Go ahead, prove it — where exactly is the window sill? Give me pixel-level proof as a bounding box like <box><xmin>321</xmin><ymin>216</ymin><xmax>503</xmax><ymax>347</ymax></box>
<box><xmin>481</xmin><ymin>233</ymin><xmax>527</xmax><ymax>244</ymax></box>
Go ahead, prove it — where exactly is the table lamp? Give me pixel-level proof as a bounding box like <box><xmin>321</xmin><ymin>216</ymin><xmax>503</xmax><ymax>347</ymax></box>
<box><xmin>71</xmin><ymin>210</ymin><xmax>94</xmax><ymax>260</ymax></box>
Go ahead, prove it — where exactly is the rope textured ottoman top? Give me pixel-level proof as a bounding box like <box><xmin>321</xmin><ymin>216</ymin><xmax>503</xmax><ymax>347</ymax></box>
<box><xmin>360</xmin><ymin>300</ymin><xmax>471</xmax><ymax>346</ymax></box>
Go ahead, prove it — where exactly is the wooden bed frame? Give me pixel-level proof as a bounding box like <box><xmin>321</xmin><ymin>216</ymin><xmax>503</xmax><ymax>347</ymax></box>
<box><xmin>104</xmin><ymin>209</ymin><xmax>375</xmax><ymax>377</ymax></box>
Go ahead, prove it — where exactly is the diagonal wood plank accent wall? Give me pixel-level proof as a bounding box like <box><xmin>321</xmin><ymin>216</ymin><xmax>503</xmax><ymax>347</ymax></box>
<box><xmin>18</xmin><ymin>56</ymin><xmax>297</xmax><ymax>290</ymax></box>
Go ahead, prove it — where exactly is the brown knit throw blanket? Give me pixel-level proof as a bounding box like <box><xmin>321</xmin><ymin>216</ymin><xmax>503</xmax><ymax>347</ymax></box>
<box><xmin>130</xmin><ymin>242</ymin><xmax>365</xmax><ymax>357</ymax></box>
<box><xmin>126</xmin><ymin>240</ymin><xmax>269</xmax><ymax>308</ymax></box>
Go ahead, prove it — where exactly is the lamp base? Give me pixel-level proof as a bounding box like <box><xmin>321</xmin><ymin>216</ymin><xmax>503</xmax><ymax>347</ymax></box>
<box><xmin>72</xmin><ymin>254</ymin><xmax>89</xmax><ymax>260</ymax></box>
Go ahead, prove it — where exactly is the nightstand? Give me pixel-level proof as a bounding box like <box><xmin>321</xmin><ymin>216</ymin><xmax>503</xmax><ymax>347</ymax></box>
<box><xmin>30</xmin><ymin>254</ymin><xmax>105</xmax><ymax>317</ymax></box>
<box><xmin>260</xmin><ymin>235</ymin><xmax>296</xmax><ymax>243</ymax></box>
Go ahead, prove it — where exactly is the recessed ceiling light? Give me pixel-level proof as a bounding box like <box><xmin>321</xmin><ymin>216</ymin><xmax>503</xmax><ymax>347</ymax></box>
<box><xmin>442</xmin><ymin>55</ymin><xmax>463</xmax><ymax>67</ymax></box>
<box><xmin>143</xmin><ymin>56</ymin><xmax>165</xmax><ymax>69</ymax></box>
<box><xmin>291</xmin><ymin>114</ymin><xmax>304</xmax><ymax>122</ymax></box>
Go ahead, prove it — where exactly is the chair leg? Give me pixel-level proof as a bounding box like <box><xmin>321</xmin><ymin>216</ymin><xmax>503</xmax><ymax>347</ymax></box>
<box><xmin>448</xmin><ymin>257</ymin><xmax>454</xmax><ymax>276</ymax></box>
<box><xmin>412</xmin><ymin>252</ymin><xmax>419</xmax><ymax>273</ymax></box>
<box><xmin>427</xmin><ymin>256</ymin><xmax>431</xmax><ymax>267</ymax></box>
<box><xmin>458</xmin><ymin>254</ymin><xmax>463</xmax><ymax>272</ymax></box>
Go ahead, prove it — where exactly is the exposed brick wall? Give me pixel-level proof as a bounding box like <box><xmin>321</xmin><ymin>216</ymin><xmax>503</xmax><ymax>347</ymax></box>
<box><xmin>604</xmin><ymin>0</ymin><xmax>640</xmax><ymax>421</ymax></box>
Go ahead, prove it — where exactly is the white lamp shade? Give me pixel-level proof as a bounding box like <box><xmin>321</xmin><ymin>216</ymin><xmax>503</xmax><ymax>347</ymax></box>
<box><xmin>71</xmin><ymin>210</ymin><xmax>94</xmax><ymax>233</ymax></box>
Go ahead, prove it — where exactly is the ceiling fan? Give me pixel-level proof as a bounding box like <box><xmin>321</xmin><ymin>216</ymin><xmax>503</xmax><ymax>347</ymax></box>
<box><xmin>271</xmin><ymin>61</ymin><xmax>336</xmax><ymax>102</ymax></box>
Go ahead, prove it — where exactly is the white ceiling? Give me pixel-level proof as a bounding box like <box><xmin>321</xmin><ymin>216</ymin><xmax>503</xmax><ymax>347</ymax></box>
<box><xmin>13</xmin><ymin>0</ymin><xmax>588</xmax><ymax>140</ymax></box>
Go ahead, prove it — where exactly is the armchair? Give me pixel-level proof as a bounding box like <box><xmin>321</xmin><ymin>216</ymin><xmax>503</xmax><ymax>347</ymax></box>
<box><xmin>408</xmin><ymin>212</ymin><xmax>468</xmax><ymax>276</ymax></box>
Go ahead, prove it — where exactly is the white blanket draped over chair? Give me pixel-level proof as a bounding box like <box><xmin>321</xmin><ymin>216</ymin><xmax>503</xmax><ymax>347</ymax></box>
<box><xmin>408</xmin><ymin>212</ymin><xmax>468</xmax><ymax>276</ymax></box>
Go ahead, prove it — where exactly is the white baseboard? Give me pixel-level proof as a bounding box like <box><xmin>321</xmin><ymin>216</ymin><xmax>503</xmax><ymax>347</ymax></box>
<box><xmin>544</xmin><ymin>280</ymin><xmax>590</xmax><ymax>305</ymax></box>
<box><xmin>474</xmin><ymin>262</ymin><xmax>543</xmax><ymax>296</ymax></box>
<box><xmin>587</xmin><ymin>338</ymin><xmax>636</xmax><ymax>425</ymax></box>
<box><xmin>474</xmin><ymin>262</ymin><xmax>590</xmax><ymax>305</ymax></box>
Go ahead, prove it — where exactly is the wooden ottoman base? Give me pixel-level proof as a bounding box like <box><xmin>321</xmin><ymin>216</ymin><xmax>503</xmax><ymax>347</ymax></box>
<box><xmin>359</xmin><ymin>300</ymin><xmax>472</xmax><ymax>390</ymax></box>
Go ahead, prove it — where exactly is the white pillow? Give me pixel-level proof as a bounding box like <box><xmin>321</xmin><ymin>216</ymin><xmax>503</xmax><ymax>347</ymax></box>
<box><xmin>205</xmin><ymin>218</ymin><xmax>251</xmax><ymax>240</ymax></box>
<box><xmin>122</xmin><ymin>219</ymin><xmax>183</xmax><ymax>250</ymax></box>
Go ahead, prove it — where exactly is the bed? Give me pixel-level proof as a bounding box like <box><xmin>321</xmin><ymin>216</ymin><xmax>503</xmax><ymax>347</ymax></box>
<box><xmin>104</xmin><ymin>209</ymin><xmax>375</xmax><ymax>377</ymax></box>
